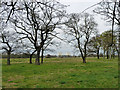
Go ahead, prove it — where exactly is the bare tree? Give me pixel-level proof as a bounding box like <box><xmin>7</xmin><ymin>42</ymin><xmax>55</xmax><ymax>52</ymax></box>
<box><xmin>65</xmin><ymin>13</ymin><xmax>97</xmax><ymax>63</ymax></box>
<box><xmin>0</xmin><ymin>29</ymin><xmax>21</xmax><ymax>65</ymax></box>
<box><xmin>0</xmin><ymin>8</ymin><xmax>22</xmax><ymax>65</ymax></box>
<box><xmin>9</xmin><ymin>0</ymin><xmax>66</xmax><ymax>65</ymax></box>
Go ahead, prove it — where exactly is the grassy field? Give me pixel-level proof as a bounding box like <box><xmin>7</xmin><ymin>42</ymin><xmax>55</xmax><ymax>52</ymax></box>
<box><xmin>2</xmin><ymin>57</ymin><xmax>118</xmax><ymax>88</ymax></box>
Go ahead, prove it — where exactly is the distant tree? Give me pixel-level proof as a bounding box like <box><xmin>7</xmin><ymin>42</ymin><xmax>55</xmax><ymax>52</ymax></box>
<box><xmin>100</xmin><ymin>30</ymin><xmax>116</xmax><ymax>59</ymax></box>
<box><xmin>88</xmin><ymin>35</ymin><xmax>102</xmax><ymax>59</ymax></box>
<box><xmin>113</xmin><ymin>29</ymin><xmax>119</xmax><ymax>58</ymax></box>
<box><xmin>65</xmin><ymin>13</ymin><xmax>97</xmax><ymax>63</ymax></box>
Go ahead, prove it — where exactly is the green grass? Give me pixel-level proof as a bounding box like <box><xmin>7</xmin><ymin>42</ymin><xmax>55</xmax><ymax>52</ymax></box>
<box><xmin>2</xmin><ymin>57</ymin><xmax>118</xmax><ymax>88</ymax></box>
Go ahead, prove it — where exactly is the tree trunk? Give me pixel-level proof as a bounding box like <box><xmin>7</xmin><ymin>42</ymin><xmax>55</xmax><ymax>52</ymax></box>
<box><xmin>7</xmin><ymin>52</ymin><xmax>11</xmax><ymax>65</ymax></box>
<box><xmin>29</xmin><ymin>50</ymin><xmax>36</xmax><ymax>64</ymax></box>
<box><xmin>109</xmin><ymin>47</ymin><xmax>112</xmax><ymax>60</ymax></box>
<box><xmin>103</xmin><ymin>48</ymin><xmax>105</xmax><ymax>59</ymax></box>
<box><xmin>107</xmin><ymin>48</ymin><xmax>109</xmax><ymax>59</ymax></box>
<box><xmin>41</xmin><ymin>47</ymin><xmax>44</xmax><ymax>64</ymax></box>
<box><xmin>77</xmin><ymin>38</ymin><xmax>87</xmax><ymax>63</ymax></box>
<box><xmin>97</xmin><ymin>48</ymin><xmax>100</xmax><ymax>59</ymax></box>
<box><xmin>35</xmin><ymin>49</ymin><xmax>40</xmax><ymax>65</ymax></box>
<box><xmin>112</xmin><ymin>49</ymin><xmax>115</xmax><ymax>59</ymax></box>
<box><xmin>82</xmin><ymin>57</ymin><xmax>86</xmax><ymax>63</ymax></box>
<box><xmin>29</xmin><ymin>54</ymin><xmax>32</xmax><ymax>64</ymax></box>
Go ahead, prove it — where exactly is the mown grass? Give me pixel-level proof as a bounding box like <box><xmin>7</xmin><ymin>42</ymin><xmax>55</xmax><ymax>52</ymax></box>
<box><xmin>2</xmin><ymin>57</ymin><xmax>118</xmax><ymax>88</ymax></box>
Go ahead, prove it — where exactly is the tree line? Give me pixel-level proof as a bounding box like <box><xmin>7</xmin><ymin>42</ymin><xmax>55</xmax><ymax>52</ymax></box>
<box><xmin>0</xmin><ymin>0</ymin><xmax>120</xmax><ymax>65</ymax></box>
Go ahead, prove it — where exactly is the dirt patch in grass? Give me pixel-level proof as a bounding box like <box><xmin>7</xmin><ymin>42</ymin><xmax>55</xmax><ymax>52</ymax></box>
<box><xmin>11</xmin><ymin>61</ymin><xmax>29</xmax><ymax>64</ymax></box>
<box><xmin>46</xmin><ymin>61</ymin><xmax>63</xmax><ymax>63</ymax></box>
<box><xmin>46</xmin><ymin>59</ymin><xmax>83</xmax><ymax>63</ymax></box>
<box><xmin>8</xmin><ymin>75</ymin><xmax>25</xmax><ymax>81</ymax></box>
<box><xmin>87</xmin><ymin>60</ymin><xmax>118</xmax><ymax>63</ymax></box>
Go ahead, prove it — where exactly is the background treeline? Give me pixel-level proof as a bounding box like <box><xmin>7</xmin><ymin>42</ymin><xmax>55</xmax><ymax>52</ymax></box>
<box><xmin>2</xmin><ymin>54</ymin><xmax>36</xmax><ymax>58</ymax></box>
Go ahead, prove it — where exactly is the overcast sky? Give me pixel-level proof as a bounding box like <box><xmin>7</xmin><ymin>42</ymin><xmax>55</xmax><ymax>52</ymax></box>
<box><xmin>59</xmin><ymin>0</ymin><xmax>111</xmax><ymax>33</ymax></box>
<box><xmin>48</xmin><ymin>0</ymin><xmax>112</xmax><ymax>56</ymax></box>
<box><xmin>1</xmin><ymin>0</ymin><xmax>112</xmax><ymax>56</ymax></box>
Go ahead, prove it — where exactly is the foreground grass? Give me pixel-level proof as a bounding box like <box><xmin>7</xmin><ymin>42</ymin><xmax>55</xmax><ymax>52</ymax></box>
<box><xmin>2</xmin><ymin>57</ymin><xmax>118</xmax><ymax>88</ymax></box>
